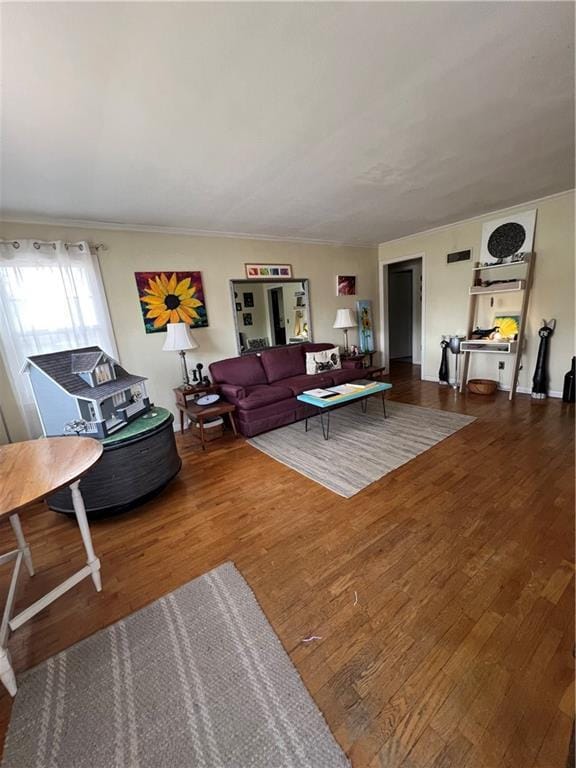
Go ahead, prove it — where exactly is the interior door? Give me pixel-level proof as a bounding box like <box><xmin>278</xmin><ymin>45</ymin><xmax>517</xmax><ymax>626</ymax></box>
<box><xmin>270</xmin><ymin>288</ymin><xmax>286</xmax><ymax>345</ymax></box>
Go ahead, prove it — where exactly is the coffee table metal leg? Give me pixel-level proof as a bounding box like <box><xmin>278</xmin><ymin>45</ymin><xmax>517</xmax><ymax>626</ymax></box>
<box><xmin>381</xmin><ymin>391</ymin><xmax>387</xmax><ymax>418</ymax></box>
<box><xmin>320</xmin><ymin>410</ymin><xmax>330</xmax><ymax>440</ymax></box>
<box><xmin>361</xmin><ymin>397</ymin><xmax>368</xmax><ymax>414</ymax></box>
<box><xmin>305</xmin><ymin>417</ymin><xmax>309</xmax><ymax>432</ymax></box>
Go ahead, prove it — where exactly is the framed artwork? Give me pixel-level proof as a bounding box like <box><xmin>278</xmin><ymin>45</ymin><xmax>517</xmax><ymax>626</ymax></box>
<box><xmin>493</xmin><ymin>314</ymin><xmax>521</xmax><ymax>339</ymax></box>
<box><xmin>357</xmin><ymin>300</ymin><xmax>375</xmax><ymax>352</ymax></box>
<box><xmin>480</xmin><ymin>209</ymin><xmax>537</xmax><ymax>263</ymax></box>
<box><xmin>337</xmin><ymin>275</ymin><xmax>356</xmax><ymax>296</ymax></box>
<box><xmin>243</xmin><ymin>312</ymin><xmax>253</xmax><ymax>326</ymax></box>
<box><xmin>243</xmin><ymin>292</ymin><xmax>254</xmax><ymax>307</ymax></box>
<box><xmin>245</xmin><ymin>263</ymin><xmax>292</xmax><ymax>279</ymax></box>
<box><xmin>135</xmin><ymin>271</ymin><xmax>208</xmax><ymax>333</ymax></box>
<box><xmin>235</xmin><ymin>302</ymin><xmax>242</xmax><ymax>312</ymax></box>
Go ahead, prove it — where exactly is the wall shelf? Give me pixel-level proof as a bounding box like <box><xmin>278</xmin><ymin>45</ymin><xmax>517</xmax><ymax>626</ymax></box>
<box><xmin>472</xmin><ymin>259</ymin><xmax>529</xmax><ymax>272</ymax></box>
<box><xmin>460</xmin><ymin>340</ymin><xmax>518</xmax><ymax>354</ymax></box>
<box><xmin>469</xmin><ymin>280</ymin><xmax>525</xmax><ymax>295</ymax></box>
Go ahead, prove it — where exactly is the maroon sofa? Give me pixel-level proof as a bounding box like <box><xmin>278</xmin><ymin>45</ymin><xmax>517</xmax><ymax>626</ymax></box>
<box><xmin>209</xmin><ymin>343</ymin><xmax>371</xmax><ymax>437</ymax></box>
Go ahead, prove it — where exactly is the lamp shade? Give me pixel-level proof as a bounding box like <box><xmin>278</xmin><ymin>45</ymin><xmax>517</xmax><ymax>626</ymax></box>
<box><xmin>162</xmin><ymin>322</ymin><xmax>199</xmax><ymax>352</ymax></box>
<box><xmin>333</xmin><ymin>308</ymin><xmax>358</xmax><ymax>329</ymax></box>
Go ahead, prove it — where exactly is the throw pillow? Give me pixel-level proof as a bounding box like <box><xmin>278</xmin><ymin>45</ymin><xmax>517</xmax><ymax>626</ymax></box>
<box><xmin>305</xmin><ymin>347</ymin><xmax>342</xmax><ymax>375</ymax></box>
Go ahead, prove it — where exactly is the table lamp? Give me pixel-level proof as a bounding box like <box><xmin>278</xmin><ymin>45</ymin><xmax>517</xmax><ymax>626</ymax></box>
<box><xmin>162</xmin><ymin>322</ymin><xmax>198</xmax><ymax>386</ymax></box>
<box><xmin>333</xmin><ymin>308</ymin><xmax>357</xmax><ymax>352</ymax></box>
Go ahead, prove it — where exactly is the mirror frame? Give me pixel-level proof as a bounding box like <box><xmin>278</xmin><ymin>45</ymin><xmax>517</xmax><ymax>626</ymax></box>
<box><xmin>229</xmin><ymin>278</ymin><xmax>313</xmax><ymax>355</ymax></box>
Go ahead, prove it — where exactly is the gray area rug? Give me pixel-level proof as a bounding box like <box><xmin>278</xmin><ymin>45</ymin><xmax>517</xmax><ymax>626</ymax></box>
<box><xmin>248</xmin><ymin>400</ymin><xmax>475</xmax><ymax>497</ymax></box>
<box><xmin>2</xmin><ymin>563</ymin><xmax>349</xmax><ymax>768</ymax></box>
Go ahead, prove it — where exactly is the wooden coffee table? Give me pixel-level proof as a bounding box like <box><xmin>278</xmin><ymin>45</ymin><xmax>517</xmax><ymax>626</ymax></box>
<box><xmin>177</xmin><ymin>400</ymin><xmax>238</xmax><ymax>450</ymax></box>
<box><xmin>0</xmin><ymin>436</ymin><xmax>103</xmax><ymax>696</ymax></box>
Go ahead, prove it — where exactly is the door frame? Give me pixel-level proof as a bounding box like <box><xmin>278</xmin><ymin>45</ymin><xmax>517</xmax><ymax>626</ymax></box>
<box><xmin>378</xmin><ymin>252</ymin><xmax>426</xmax><ymax>377</ymax></box>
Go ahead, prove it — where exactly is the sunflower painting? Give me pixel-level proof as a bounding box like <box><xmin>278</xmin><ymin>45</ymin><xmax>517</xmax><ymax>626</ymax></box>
<box><xmin>135</xmin><ymin>271</ymin><xmax>208</xmax><ymax>333</ymax></box>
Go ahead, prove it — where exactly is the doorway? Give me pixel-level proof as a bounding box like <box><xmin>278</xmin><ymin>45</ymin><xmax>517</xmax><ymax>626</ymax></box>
<box><xmin>267</xmin><ymin>287</ymin><xmax>286</xmax><ymax>345</ymax></box>
<box><xmin>381</xmin><ymin>255</ymin><xmax>423</xmax><ymax>376</ymax></box>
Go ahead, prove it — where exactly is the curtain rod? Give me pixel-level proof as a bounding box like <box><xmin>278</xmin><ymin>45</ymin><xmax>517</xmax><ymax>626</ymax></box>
<box><xmin>0</xmin><ymin>239</ymin><xmax>108</xmax><ymax>252</ymax></box>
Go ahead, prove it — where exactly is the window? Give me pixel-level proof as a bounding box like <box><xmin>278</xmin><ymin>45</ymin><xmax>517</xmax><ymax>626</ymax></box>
<box><xmin>112</xmin><ymin>392</ymin><xmax>125</xmax><ymax>408</ymax></box>
<box><xmin>94</xmin><ymin>363</ymin><xmax>113</xmax><ymax>384</ymax></box>
<box><xmin>0</xmin><ymin>239</ymin><xmax>117</xmax><ymax>437</ymax></box>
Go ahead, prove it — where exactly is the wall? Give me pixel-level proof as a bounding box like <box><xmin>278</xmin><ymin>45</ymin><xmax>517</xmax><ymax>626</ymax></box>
<box><xmin>378</xmin><ymin>191</ymin><xmax>575</xmax><ymax>394</ymax></box>
<box><xmin>0</xmin><ymin>222</ymin><xmax>378</xmax><ymax>441</ymax></box>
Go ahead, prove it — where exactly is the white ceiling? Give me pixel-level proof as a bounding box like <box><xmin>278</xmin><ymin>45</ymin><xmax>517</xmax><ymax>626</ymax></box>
<box><xmin>1</xmin><ymin>2</ymin><xmax>574</xmax><ymax>246</ymax></box>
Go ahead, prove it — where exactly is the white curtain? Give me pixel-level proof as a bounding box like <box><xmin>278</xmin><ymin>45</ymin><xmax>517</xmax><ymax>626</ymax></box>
<box><xmin>0</xmin><ymin>239</ymin><xmax>118</xmax><ymax>438</ymax></box>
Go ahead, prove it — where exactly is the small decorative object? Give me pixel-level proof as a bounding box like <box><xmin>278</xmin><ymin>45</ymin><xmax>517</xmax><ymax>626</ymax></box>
<box><xmin>480</xmin><ymin>209</ymin><xmax>537</xmax><ymax>264</ymax></box>
<box><xmin>439</xmin><ymin>338</ymin><xmax>450</xmax><ymax>385</ymax></box>
<box><xmin>492</xmin><ymin>314</ymin><xmax>520</xmax><ymax>339</ymax></box>
<box><xmin>247</xmin><ymin>337</ymin><xmax>269</xmax><ymax>350</ymax></box>
<box><xmin>196</xmin><ymin>393</ymin><xmax>220</xmax><ymax>406</ymax></box>
<box><xmin>532</xmin><ymin>319</ymin><xmax>556</xmax><ymax>399</ymax></box>
<box><xmin>162</xmin><ymin>322</ymin><xmax>199</xmax><ymax>386</ymax></box>
<box><xmin>337</xmin><ymin>275</ymin><xmax>356</xmax><ymax>296</ymax></box>
<box><xmin>448</xmin><ymin>335</ymin><xmax>465</xmax><ymax>390</ymax></box>
<box><xmin>471</xmin><ymin>326</ymin><xmax>500</xmax><ymax>340</ymax></box>
<box><xmin>245</xmin><ymin>263</ymin><xmax>292</xmax><ymax>279</ymax></box>
<box><xmin>64</xmin><ymin>419</ymin><xmax>89</xmax><ymax>435</ymax></box>
<box><xmin>135</xmin><ymin>271</ymin><xmax>208</xmax><ymax>333</ymax></box>
<box><xmin>235</xmin><ymin>302</ymin><xmax>242</xmax><ymax>312</ymax></box>
<box><xmin>195</xmin><ymin>363</ymin><xmax>204</xmax><ymax>384</ymax></box>
<box><xmin>562</xmin><ymin>357</ymin><xmax>575</xmax><ymax>403</ymax></box>
<box><xmin>356</xmin><ymin>299</ymin><xmax>374</xmax><ymax>352</ymax></box>
<box><xmin>243</xmin><ymin>292</ymin><xmax>254</xmax><ymax>308</ymax></box>
<box><xmin>333</xmin><ymin>308</ymin><xmax>357</xmax><ymax>351</ymax></box>
<box><xmin>467</xmin><ymin>379</ymin><xmax>498</xmax><ymax>395</ymax></box>
<box><xmin>350</xmin><ymin>344</ymin><xmax>358</xmax><ymax>356</ymax></box>
<box><xmin>243</xmin><ymin>312</ymin><xmax>253</xmax><ymax>326</ymax></box>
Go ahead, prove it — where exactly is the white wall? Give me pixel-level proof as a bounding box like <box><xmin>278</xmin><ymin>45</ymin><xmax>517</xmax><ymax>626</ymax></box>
<box><xmin>0</xmin><ymin>221</ymin><xmax>377</xmax><ymax>442</ymax></box>
<box><xmin>378</xmin><ymin>191</ymin><xmax>575</xmax><ymax>394</ymax></box>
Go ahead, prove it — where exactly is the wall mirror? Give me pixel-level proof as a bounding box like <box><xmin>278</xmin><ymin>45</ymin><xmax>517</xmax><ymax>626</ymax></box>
<box><xmin>230</xmin><ymin>279</ymin><xmax>312</xmax><ymax>354</ymax></box>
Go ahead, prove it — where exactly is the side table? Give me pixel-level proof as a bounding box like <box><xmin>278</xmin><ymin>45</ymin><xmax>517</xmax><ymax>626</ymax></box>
<box><xmin>173</xmin><ymin>384</ymin><xmax>220</xmax><ymax>432</ymax></box>
<box><xmin>177</xmin><ymin>400</ymin><xmax>238</xmax><ymax>450</ymax></box>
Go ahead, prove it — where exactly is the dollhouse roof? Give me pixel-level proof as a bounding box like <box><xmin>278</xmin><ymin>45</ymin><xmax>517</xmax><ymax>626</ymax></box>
<box><xmin>26</xmin><ymin>346</ymin><xmax>147</xmax><ymax>402</ymax></box>
<box><xmin>70</xmin><ymin>350</ymin><xmax>104</xmax><ymax>373</ymax></box>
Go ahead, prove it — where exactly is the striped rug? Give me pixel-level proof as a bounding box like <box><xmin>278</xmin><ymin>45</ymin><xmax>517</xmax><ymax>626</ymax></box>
<box><xmin>248</xmin><ymin>399</ymin><xmax>476</xmax><ymax>497</ymax></box>
<box><xmin>2</xmin><ymin>563</ymin><xmax>349</xmax><ymax>768</ymax></box>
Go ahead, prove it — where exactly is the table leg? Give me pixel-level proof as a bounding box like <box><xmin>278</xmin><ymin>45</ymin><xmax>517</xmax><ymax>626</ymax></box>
<box><xmin>0</xmin><ymin>647</ymin><xmax>16</xmax><ymax>697</ymax></box>
<box><xmin>70</xmin><ymin>480</ymin><xmax>101</xmax><ymax>592</ymax></box>
<box><xmin>227</xmin><ymin>411</ymin><xmax>238</xmax><ymax>437</ymax></box>
<box><xmin>361</xmin><ymin>397</ymin><xmax>368</xmax><ymax>414</ymax></box>
<box><xmin>305</xmin><ymin>417</ymin><xmax>309</xmax><ymax>432</ymax></box>
<box><xmin>199</xmin><ymin>417</ymin><xmax>206</xmax><ymax>450</ymax></box>
<box><xmin>320</xmin><ymin>411</ymin><xmax>330</xmax><ymax>440</ymax></box>
<box><xmin>179</xmin><ymin>408</ymin><xmax>184</xmax><ymax>433</ymax></box>
<box><xmin>9</xmin><ymin>514</ymin><xmax>34</xmax><ymax>577</ymax></box>
<box><xmin>381</xmin><ymin>391</ymin><xmax>387</xmax><ymax>418</ymax></box>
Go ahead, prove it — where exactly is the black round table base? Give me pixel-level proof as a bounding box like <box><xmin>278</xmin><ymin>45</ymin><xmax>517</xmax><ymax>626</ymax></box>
<box><xmin>47</xmin><ymin>412</ymin><xmax>181</xmax><ymax>519</ymax></box>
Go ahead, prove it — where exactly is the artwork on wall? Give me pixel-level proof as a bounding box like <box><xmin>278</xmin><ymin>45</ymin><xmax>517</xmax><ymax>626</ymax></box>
<box><xmin>480</xmin><ymin>209</ymin><xmax>537</xmax><ymax>264</ymax></box>
<box><xmin>245</xmin><ymin>263</ymin><xmax>292</xmax><ymax>279</ymax></box>
<box><xmin>135</xmin><ymin>271</ymin><xmax>208</xmax><ymax>333</ymax></box>
<box><xmin>356</xmin><ymin>300</ymin><xmax>374</xmax><ymax>352</ymax></box>
<box><xmin>243</xmin><ymin>292</ymin><xmax>254</xmax><ymax>307</ymax></box>
<box><xmin>337</xmin><ymin>275</ymin><xmax>356</xmax><ymax>296</ymax></box>
<box><xmin>493</xmin><ymin>314</ymin><xmax>521</xmax><ymax>339</ymax></box>
<box><xmin>243</xmin><ymin>312</ymin><xmax>253</xmax><ymax>326</ymax></box>
<box><xmin>235</xmin><ymin>302</ymin><xmax>242</xmax><ymax>312</ymax></box>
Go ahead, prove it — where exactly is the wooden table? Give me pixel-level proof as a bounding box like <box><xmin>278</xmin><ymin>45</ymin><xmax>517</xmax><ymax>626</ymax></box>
<box><xmin>0</xmin><ymin>437</ymin><xmax>103</xmax><ymax>696</ymax></box>
<box><xmin>176</xmin><ymin>400</ymin><xmax>238</xmax><ymax>450</ymax></box>
<box><xmin>173</xmin><ymin>384</ymin><xmax>220</xmax><ymax>433</ymax></box>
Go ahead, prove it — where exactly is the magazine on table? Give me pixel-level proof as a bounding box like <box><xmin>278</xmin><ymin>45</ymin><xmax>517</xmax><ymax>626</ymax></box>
<box><xmin>302</xmin><ymin>388</ymin><xmax>339</xmax><ymax>398</ymax></box>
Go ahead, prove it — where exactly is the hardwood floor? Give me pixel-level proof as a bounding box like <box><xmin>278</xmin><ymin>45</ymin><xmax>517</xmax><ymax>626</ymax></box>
<box><xmin>1</xmin><ymin>365</ymin><xmax>574</xmax><ymax>767</ymax></box>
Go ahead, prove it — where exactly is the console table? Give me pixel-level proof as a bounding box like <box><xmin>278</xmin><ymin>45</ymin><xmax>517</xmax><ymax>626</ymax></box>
<box><xmin>0</xmin><ymin>437</ymin><xmax>103</xmax><ymax>696</ymax></box>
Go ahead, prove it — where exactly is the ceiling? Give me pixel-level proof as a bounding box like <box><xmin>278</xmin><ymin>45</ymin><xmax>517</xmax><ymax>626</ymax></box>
<box><xmin>1</xmin><ymin>2</ymin><xmax>574</xmax><ymax>246</ymax></box>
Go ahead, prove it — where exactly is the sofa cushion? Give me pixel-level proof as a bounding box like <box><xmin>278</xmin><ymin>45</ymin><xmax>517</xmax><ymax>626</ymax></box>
<box><xmin>234</xmin><ymin>384</ymin><xmax>294</xmax><ymax>411</ymax></box>
<box><xmin>209</xmin><ymin>354</ymin><xmax>267</xmax><ymax>387</ymax></box>
<box><xmin>260</xmin><ymin>344</ymin><xmax>305</xmax><ymax>383</ymax></box>
<box><xmin>330</xmin><ymin>368</ymin><xmax>369</xmax><ymax>385</ymax></box>
<box><xmin>276</xmin><ymin>373</ymin><xmax>335</xmax><ymax>395</ymax></box>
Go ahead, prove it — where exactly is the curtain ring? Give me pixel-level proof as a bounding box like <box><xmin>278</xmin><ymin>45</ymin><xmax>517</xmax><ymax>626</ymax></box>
<box><xmin>33</xmin><ymin>242</ymin><xmax>40</xmax><ymax>250</ymax></box>
<box><xmin>12</xmin><ymin>241</ymin><xmax>20</xmax><ymax>249</ymax></box>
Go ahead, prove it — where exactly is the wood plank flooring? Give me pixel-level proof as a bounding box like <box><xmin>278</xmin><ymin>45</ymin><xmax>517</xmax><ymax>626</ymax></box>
<box><xmin>0</xmin><ymin>363</ymin><xmax>573</xmax><ymax>767</ymax></box>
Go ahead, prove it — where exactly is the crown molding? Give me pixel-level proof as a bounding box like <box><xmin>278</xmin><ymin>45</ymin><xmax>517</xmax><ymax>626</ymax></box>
<box><xmin>377</xmin><ymin>188</ymin><xmax>575</xmax><ymax>249</ymax></box>
<box><xmin>0</xmin><ymin>215</ymin><xmax>378</xmax><ymax>250</ymax></box>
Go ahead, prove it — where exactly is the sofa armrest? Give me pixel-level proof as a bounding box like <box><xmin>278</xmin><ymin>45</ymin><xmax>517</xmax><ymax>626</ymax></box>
<box><xmin>219</xmin><ymin>383</ymin><xmax>246</xmax><ymax>402</ymax></box>
<box><xmin>342</xmin><ymin>360</ymin><xmax>364</xmax><ymax>369</ymax></box>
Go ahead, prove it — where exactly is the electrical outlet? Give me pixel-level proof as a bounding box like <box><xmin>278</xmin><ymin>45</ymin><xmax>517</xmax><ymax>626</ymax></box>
<box><xmin>498</xmin><ymin>361</ymin><xmax>505</xmax><ymax>370</ymax></box>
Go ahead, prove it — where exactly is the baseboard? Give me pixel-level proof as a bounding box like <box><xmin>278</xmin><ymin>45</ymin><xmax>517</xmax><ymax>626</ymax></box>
<box><xmin>421</xmin><ymin>374</ymin><xmax>562</xmax><ymax>398</ymax></box>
